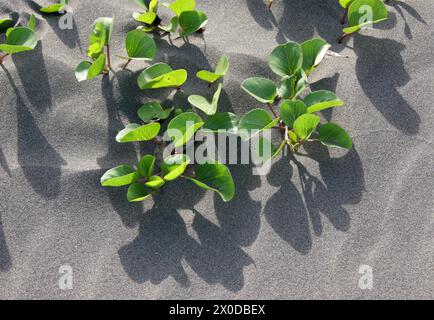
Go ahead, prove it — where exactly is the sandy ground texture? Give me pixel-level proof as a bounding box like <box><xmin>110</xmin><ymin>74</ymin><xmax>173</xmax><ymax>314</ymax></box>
<box><xmin>0</xmin><ymin>0</ymin><xmax>433</xmax><ymax>299</ymax></box>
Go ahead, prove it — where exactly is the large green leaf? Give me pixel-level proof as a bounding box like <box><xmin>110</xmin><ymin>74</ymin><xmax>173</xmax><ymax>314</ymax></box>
<box><xmin>188</xmin><ymin>83</ymin><xmax>222</xmax><ymax>115</ymax></box>
<box><xmin>75</xmin><ymin>54</ymin><xmax>106</xmax><ymax>82</ymax></box>
<box><xmin>138</xmin><ymin>155</ymin><xmax>156</xmax><ymax>179</ymax></box>
<box><xmin>268</xmin><ymin>41</ymin><xmax>303</xmax><ymax>77</ymax></box>
<box><xmin>301</xmin><ymin>38</ymin><xmax>330</xmax><ymax>75</ymax></box>
<box><xmin>185</xmin><ymin>162</ymin><xmax>235</xmax><ymax>202</ymax></box>
<box><xmin>179</xmin><ymin>10</ymin><xmax>208</xmax><ymax>36</ymax></box>
<box><xmin>137</xmin><ymin>63</ymin><xmax>187</xmax><ymax>89</ymax></box>
<box><xmin>0</xmin><ymin>27</ymin><xmax>38</xmax><ymax>54</ymax></box>
<box><xmin>167</xmin><ymin>112</ymin><xmax>204</xmax><ymax>147</ymax></box>
<box><xmin>319</xmin><ymin>123</ymin><xmax>353</xmax><ymax>149</ymax></box>
<box><xmin>279</xmin><ymin>100</ymin><xmax>307</xmax><ymax>128</ymax></box>
<box><xmin>166</xmin><ymin>0</ymin><xmax>196</xmax><ymax>16</ymax></box>
<box><xmin>127</xmin><ymin>183</ymin><xmax>152</xmax><ymax>202</ymax></box>
<box><xmin>138</xmin><ymin>101</ymin><xmax>173</xmax><ymax>122</ymax></box>
<box><xmin>304</xmin><ymin>90</ymin><xmax>344</xmax><ymax>113</ymax></box>
<box><xmin>121</xmin><ymin>29</ymin><xmax>156</xmax><ymax>60</ymax></box>
<box><xmin>344</xmin><ymin>0</ymin><xmax>388</xmax><ymax>34</ymax></box>
<box><xmin>238</xmin><ymin>108</ymin><xmax>280</xmax><ymax>140</ymax></box>
<box><xmin>241</xmin><ymin>77</ymin><xmax>277</xmax><ymax>104</ymax></box>
<box><xmin>196</xmin><ymin>54</ymin><xmax>229</xmax><ymax>84</ymax></box>
<box><xmin>161</xmin><ymin>154</ymin><xmax>191</xmax><ymax>181</ymax></box>
<box><xmin>101</xmin><ymin>165</ymin><xmax>139</xmax><ymax>187</ymax></box>
<box><xmin>116</xmin><ymin>122</ymin><xmax>161</xmax><ymax>143</ymax></box>
<box><xmin>202</xmin><ymin>112</ymin><xmax>239</xmax><ymax>133</ymax></box>
<box><xmin>293</xmin><ymin>114</ymin><xmax>320</xmax><ymax>141</ymax></box>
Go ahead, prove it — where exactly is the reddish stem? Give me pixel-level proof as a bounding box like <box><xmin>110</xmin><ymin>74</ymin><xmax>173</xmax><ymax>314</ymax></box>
<box><xmin>0</xmin><ymin>53</ymin><xmax>10</xmax><ymax>65</ymax></box>
<box><xmin>341</xmin><ymin>7</ymin><xmax>349</xmax><ymax>25</ymax></box>
<box><xmin>337</xmin><ymin>32</ymin><xmax>351</xmax><ymax>44</ymax></box>
<box><xmin>267</xmin><ymin>102</ymin><xmax>279</xmax><ymax>118</ymax></box>
<box><xmin>267</xmin><ymin>0</ymin><xmax>273</xmax><ymax>10</ymax></box>
<box><xmin>122</xmin><ymin>59</ymin><xmax>132</xmax><ymax>70</ymax></box>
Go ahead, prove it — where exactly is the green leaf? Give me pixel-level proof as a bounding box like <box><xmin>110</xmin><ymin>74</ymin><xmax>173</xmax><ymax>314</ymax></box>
<box><xmin>344</xmin><ymin>0</ymin><xmax>388</xmax><ymax>34</ymax></box>
<box><xmin>145</xmin><ymin>175</ymin><xmax>165</xmax><ymax>189</ymax></box>
<box><xmin>196</xmin><ymin>54</ymin><xmax>229</xmax><ymax>84</ymax></box>
<box><xmin>241</xmin><ymin>77</ymin><xmax>277</xmax><ymax>104</ymax></box>
<box><xmin>188</xmin><ymin>83</ymin><xmax>222</xmax><ymax>115</ymax></box>
<box><xmin>238</xmin><ymin>108</ymin><xmax>280</xmax><ymax>140</ymax></box>
<box><xmin>0</xmin><ymin>19</ymin><xmax>14</xmax><ymax>33</ymax></box>
<box><xmin>202</xmin><ymin>112</ymin><xmax>239</xmax><ymax>133</ymax></box>
<box><xmin>87</xmin><ymin>20</ymin><xmax>107</xmax><ymax>59</ymax></box>
<box><xmin>277</xmin><ymin>71</ymin><xmax>308</xmax><ymax>100</ymax></box>
<box><xmin>75</xmin><ymin>53</ymin><xmax>106</xmax><ymax>82</ymax></box>
<box><xmin>138</xmin><ymin>101</ymin><xmax>173</xmax><ymax>122</ymax></box>
<box><xmin>101</xmin><ymin>165</ymin><xmax>139</xmax><ymax>187</ymax></box>
<box><xmin>166</xmin><ymin>0</ymin><xmax>196</xmax><ymax>16</ymax></box>
<box><xmin>179</xmin><ymin>10</ymin><xmax>208</xmax><ymax>36</ymax></box>
<box><xmin>279</xmin><ymin>100</ymin><xmax>307</xmax><ymax>128</ymax></box>
<box><xmin>339</xmin><ymin>0</ymin><xmax>354</xmax><ymax>8</ymax></box>
<box><xmin>127</xmin><ymin>183</ymin><xmax>152</xmax><ymax>202</ymax></box>
<box><xmin>137</xmin><ymin>63</ymin><xmax>187</xmax><ymax>89</ymax></box>
<box><xmin>319</xmin><ymin>123</ymin><xmax>353</xmax><ymax>149</ymax></box>
<box><xmin>133</xmin><ymin>11</ymin><xmax>157</xmax><ymax>24</ymax></box>
<box><xmin>121</xmin><ymin>29</ymin><xmax>156</xmax><ymax>60</ymax></box>
<box><xmin>304</xmin><ymin>90</ymin><xmax>344</xmax><ymax>113</ymax></box>
<box><xmin>167</xmin><ymin>112</ymin><xmax>204</xmax><ymax>147</ymax></box>
<box><xmin>27</xmin><ymin>14</ymin><xmax>36</xmax><ymax>31</ymax></box>
<box><xmin>40</xmin><ymin>3</ymin><xmax>66</xmax><ymax>13</ymax></box>
<box><xmin>0</xmin><ymin>27</ymin><xmax>38</xmax><ymax>54</ymax></box>
<box><xmin>93</xmin><ymin>17</ymin><xmax>113</xmax><ymax>45</ymax></box>
<box><xmin>185</xmin><ymin>162</ymin><xmax>235</xmax><ymax>202</ymax></box>
<box><xmin>268</xmin><ymin>41</ymin><xmax>303</xmax><ymax>77</ymax></box>
<box><xmin>116</xmin><ymin>122</ymin><xmax>161</xmax><ymax>143</ymax></box>
<box><xmin>301</xmin><ymin>38</ymin><xmax>330</xmax><ymax>75</ymax></box>
<box><xmin>138</xmin><ymin>155</ymin><xmax>156</xmax><ymax>179</ymax></box>
<box><xmin>161</xmin><ymin>154</ymin><xmax>191</xmax><ymax>181</ymax></box>
<box><xmin>159</xmin><ymin>16</ymin><xmax>179</xmax><ymax>33</ymax></box>
<box><xmin>293</xmin><ymin>114</ymin><xmax>320</xmax><ymax>141</ymax></box>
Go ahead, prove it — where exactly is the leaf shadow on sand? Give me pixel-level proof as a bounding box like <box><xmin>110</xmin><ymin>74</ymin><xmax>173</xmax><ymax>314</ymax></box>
<box><xmin>0</xmin><ymin>215</ymin><xmax>12</xmax><ymax>272</ymax></box>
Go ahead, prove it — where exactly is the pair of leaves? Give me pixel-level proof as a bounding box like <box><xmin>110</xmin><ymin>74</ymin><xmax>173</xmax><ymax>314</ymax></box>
<box><xmin>188</xmin><ymin>83</ymin><xmax>222</xmax><ymax>115</ymax></box>
<box><xmin>137</xmin><ymin>62</ymin><xmax>187</xmax><ymax>89</ymax></box>
<box><xmin>196</xmin><ymin>54</ymin><xmax>229</xmax><ymax>84</ymax></box>
<box><xmin>343</xmin><ymin>0</ymin><xmax>388</xmax><ymax>34</ymax></box>
<box><xmin>75</xmin><ymin>54</ymin><xmax>106</xmax><ymax>82</ymax></box>
<box><xmin>238</xmin><ymin>109</ymin><xmax>280</xmax><ymax>140</ymax></box>
<box><xmin>167</xmin><ymin>112</ymin><xmax>204</xmax><ymax>147</ymax></box>
<box><xmin>118</xmin><ymin>29</ymin><xmax>157</xmax><ymax>61</ymax></box>
<box><xmin>178</xmin><ymin>10</ymin><xmax>208</xmax><ymax>36</ymax></box>
<box><xmin>0</xmin><ymin>16</ymin><xmax>38</xmax><ymax>54</ymax></box>
<box><xmin>40</xmin><ymin>0</ymin><xmax>68</xmax><ymax>14</ymax></box>
<box><xmin>138</xmin><ymin>101</ymin><xmax>174</xmax><ymax>122</ymax></box>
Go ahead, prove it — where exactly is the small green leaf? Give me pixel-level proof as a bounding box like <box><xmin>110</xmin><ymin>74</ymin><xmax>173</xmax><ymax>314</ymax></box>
<box><xmin>145</xmin><ymin>175</ymin><xmax>165</xmax><ymax>189</ymax></box>
<box><xmin>122</xmin><ymin>29</ymin><xmax>156</xmax><ymax>60</ymax></box>
<box><xmin>138</xmin><ymin>155</ymin><xmax>156</xmax><ymax>179</ymax></box>
<box><xmin>196</xmin><ymin>54</ymin><xmax>229</xmax><ymax>84</ymax></box>
<box><xmin>202</xmin><ymin>112</ymin><xmax>239</xmax><ymax>133</ymax></box>
<box><xmin>179</xmin><ymin>10</ymin><xmax>208</xmax><ymax>36</ymax></box>
<box><xmin>116</xmin><ymin>122</ymin><xmax>161</xmax><ymax>143</ymax></box>
<box><xmin>127</xmin><ymin>183</ymin><xmax>152</xmax><ymax>202</ymax></box>
<box><xmin>167</xmin><ymin>112</ymin><xmax>204</xmax><ymax>147</ymax></box>
<box><xmin>40</xmin><ymin>3</ymin><xmax>66</xmax><ymax>13</ymax></box>
<box><xmin>133</xmin><ymin>11</ymin><xmax>157</xmax><ymax>24</ymax></box>
<box><xmin>75</xmin><ymin>53</ymin><xmax>106</xmax><ymax>82</ymax></box>
<box><xmin>166</xmin><ymin>0</ymin><xmax>196</xmax><ymax>16</ymax></box>
<box><xmin>101</xmin><ymin>165</ymin><xmax>139</xmax><ymax>187</ymax></box>
<box><xmin>161</xmin><ymin>154</ymin><xmax>191</xmax><ymax>181</ymax></box>
<box><xmin>344</xmin><ymin>0</ymin><xmax>388</xmax><ymax>34</ymax></box>
<box><xmin>138</xmin><ymin>101</ymin><xmax>173</xmax><ymax>122</ymax></box>
<box><xmin>304</xmin><ymin>90</ymin><xmax>344</xmax><ymax>113</ymax></box>
<box><xmin>319</xmin><ymin>123</ymin><xmax>353</xmax><ymax>149</ymax></box>
<box><xmin>279</xmin><ymin>100</ymin><xmax>307</xmax><ymax>128</ymax></box>
<box><xmin>269</xmin><ymin>41</ymin><xmax>303</xmax><ymax>77</ymax></box>
<box><xmin>0</xmin><ymin>27</ymin><xmax>38</xmax><ymax>54</ymax></box>
<box><xmin>301</xmin><ymin>38</ymin><xmax>330</xmax><ymax>75</ymax></box>
<box><xmin>293</xmin><ymin>114</ymin><xmax>320</xmax><ymax>141</ymax></box>
<box><xmin>87</xmin><ymin>20</ymin><xmax>107</xmax><ymax>59</ymax></box>
<box><xmin>93</xmin><ymin>17</ymin><xmax>113</xmax><ymax>45</ymax></box>
<box><xmin>188</xmin><ymin>83</ymin><xmax>222</xmax><ymax>115</ymax></box>
<box><xmin>185</xmin><ymin>162</ymin><xmax>235</xmax><ymax>202</ymax></box>
<box><xmin>137</xmin><ymin>63</ymin><xmax>187</xmax><ymax>89</ymax></box>
<box><xmin>238</xmin><ymin>108</ymin><xmax>280</xmax><ymax>140</ymax></box>
<box><xmin>27</xmin><ymin>14</ymin><xmax>36</xmax><ymax>31</ymax></box>
<box><xmin>0</xmin><ymin>19</ymin><xmax>14</xmax><ymax>33</ymax></box>
<box><xmin>241</xmin><ymin>77</ymin><xmax>277</xmax><ymax>104</ymax></box>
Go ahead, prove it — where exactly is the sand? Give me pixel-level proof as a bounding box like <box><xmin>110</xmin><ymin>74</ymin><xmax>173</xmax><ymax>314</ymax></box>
<box><xmin>0</xmin><ymin>0</ymin><xmax>432</xmax><ymax>299</ymax></box>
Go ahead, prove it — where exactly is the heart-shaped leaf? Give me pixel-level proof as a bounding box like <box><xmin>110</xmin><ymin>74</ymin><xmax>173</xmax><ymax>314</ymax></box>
<box><xmin>241</xmin><ymin>77</ymin><xmax>277</xmax><ymax>104</ymax></box>
<box><xmin>319</xmin><ymin>123</ymin><xmax>353</xmax><ymax>149</ymax></box>
<box><xmin>0</xmin><ymin>27</ymin><xmax>38</xmax><ymax>54</ymax></box>
<box><xmin>75</xmin><ymin>53</ymin><xmax>106</xmax><ymax>82</ymax></box>
<box><xmin>166</xmin><ymin>0</ymin><xmax>196</xmax><ymax>16</ymax></box>
<box><xmin>293</xmin><ymin>114</ymin><xmax>320</xmax><ymax>141</ymax></box>
<box><xmin>138</xmin><ymin>101</ymin><xmax>173</xmax><ymax>122</ymax></box>
<box><xmin>304</xmin><ymin>90</ymin><xmax>344</xmax><ymax>113</ymax></box>
<box><xmin>196</xmin><ymin>54</ymin><xmax>229</xmax><ymax>84</ymax></box>
<box><xmin>301</xmin><ymin>38</ymin><xmax>330</xmax><ymax>75</ymax></box>
<box><xmin>188</xmin><ymin>83</ymin><xmax>222</xmax><ymax>115</ymax></box>
<box><xmin>167</xmin><ymin>112</ymin><xmax>204</xmax><ymax>147</ymax></box>
<box><xmin>179</xmin><ymin>10</ymin><xmax>208</xmax><ymax>36</ymax></box>
<box><xmin>185</xmin><ymin>162</ymin><xmax>235</xmax><ymax>202</ymax></box>
<box><xmin>344</xmin><ymin>0</ymin><xmax>388</xmax><ymax>34</ymax></box>
<box><xmin>137</xmin><ymin>63</ymin><xmax>187</xmax><ymax>89</ymax></box>
<box><xmin>269</xmin><ymin>41</ymin><xmax>303</xmax><ymax>77</ymax></box>
<box><xmin>101</xmin><ymin>165</ymin><xmax>139</xmax><ymax>187</ymax></box>
<box><xmin>138</xmin><ymin>155</ymin><xmax>156</xmax><ymax>179</ymax></box>
<box><xmin>202</xmin><ymin>112</ymin><xmax>239</xmax><ymax>133</ymax></box>
<box><xmin>0</xmin><ymin>18</ymin><xmax>14</xmax><ymax>33</ymax></box>
<box><xmin>116</xmin><ymin>122</ymin><xmax>161</xmax><ymax>143</ymax></box>
<box><xmin>161</xmin><ymin>154</ymin><xmax>191</xmax><ymax>181</ymax></box>
<box><xmin>279</xmin><ymin>100</ymin><xmax>307</xmax><ymax>128</ymax></box>
<box><xmin>238</xmin><ymin>108</ymin><xmax>280</xmax><ymax>140</ymax></box>
<box><xmin>121</xmin><ymin>29</ymin><xmax>156</xmax><ymax>60</ymax></box>
<box><xmin>127</xmin><ymin>183</ymin><xmax>152</xmax><ymax>202</ymax></box>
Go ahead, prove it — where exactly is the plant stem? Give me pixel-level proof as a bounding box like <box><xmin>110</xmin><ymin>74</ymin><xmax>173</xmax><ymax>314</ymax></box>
<box><xmin>122</xmin><ymin>59</ymin><xmax>132</xmax><ymax>70</ymax></box>
<box><xmin>0</xmin><ymin>53</ymin><xmax>10</xmax><ymax>65</ymax></box>
<box><xmin>341</xmin><ymin>7</ymin><xmax>349</xmax><ymax>25</ymax></box>
<box><xmin>267</xmin><ymin>103</ymin><xmax>279</xmax><ymax>118</ymax></box>
<box><xmin>337</xmin><ymin>32</ymin><xmax>351</xmax><ymax>44</ymax></box>
<box><xmin>267</xmin><ymin>0</ymin><xmax>274</xmax><ymax>10</ymax></box>
<box><xmin>106</xmin><ymin>45</ymin><xmax>111</xmax><ymax>70</ymax></box>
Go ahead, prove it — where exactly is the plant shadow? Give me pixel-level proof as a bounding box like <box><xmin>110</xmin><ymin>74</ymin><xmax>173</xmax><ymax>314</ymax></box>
<box><xmin>388</xmin><ymin>0</ymin><xmax>427</xmax><ymax>40</ymax></box>
<box><xmin>0</xmin><ymin>214</ymin><xmax>12</xmax><ymax>272</ymax></box>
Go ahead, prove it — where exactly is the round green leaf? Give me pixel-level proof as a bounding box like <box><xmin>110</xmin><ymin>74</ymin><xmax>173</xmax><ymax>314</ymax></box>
<box><xmin>238</xmin><ymin>108</ymin><xmax>280</xmax><ymax>140</ymax></box>
<box><xmin>123</xmin><ymin>29</ymin><xmax>156</xmax><ymax>60</ymax></box>
<box><xmin>138</xmin><ymin>101</ymin><xmax>173</xmax><ymax>122</ymax></box>
<box><xmin>101</xmin><ymin>165</ymin><xmax>139</xmax><ymax>187</ymax></box>
<box><xmin>202</xmin><ymin>112</ymin><xmax>239</xmax><ymax>133</ymax></box>
<box><xmin>293</xmin><ymin>114</ymin><xmax>320</xmax><ymax>141</ymax></box>
<box><xmin>127</xmin><ymin>183</ymin><xmax>152</xmax><ymax>202</ymax></box>
<box><xmin>145</xmin><ymin>176</ymin><xmax>165</xmax><ymax>189</ymax></box>
<box><xmin>188</xmin><ymin>83</ymin><xmax>222</xmax><ymax>115</ymax></box>
<box><xmin>166</xmin><ymin>0</ymin><xmax>196</xmax><ymax>16</ymax></box>
<box><xmin>116</xmin><ymin>122</ymin><xmax>161</xmax><ymax>143</ymax></box>
<box><xmin>279</xmin><ymin>100</ymin><xmax>307</xmax><ymax>128</ymax></box>
<box><xmin>179</xmin><ymin>10</ymin><xmax>208</xmax><ymax>36</ymax></box>
<box><xmin>161</xmin><ymin>154</ymin><xmax>191</xmax><ymax>181</ymax></box>
<box><xmin>241</xmin><ymin>77</ymin><xmax>277</xmax><ymax>104</ymax></box>
<box><xmin>0</xmin><ymin>27</ymin><xmax>38</xmax><ymax>54</ymax></box>
<box><xmin>75</xmin><ymin>53</ymin><xmax>106</xmax><ymax>82</ymax></box>
<box><xmin>185</xmin><ymin>162</ymin><xmax>235</xmax><ymax>202</ymax></box>
<box><xmin>319</xmin><ymin>123</ymin><xmax>353</xmax><ymax>149</ymax></box>
<box><xmin>304</xmin><ymin>90</ymin><xmax>344</xmax><ymax>114</ymax></box>
<box><xmin>301</xmin><ymin>38</ymin><xmax>330</xmax><ymax>75</ymax></box>
<box><xmin>167</xmin><ymin>112</ymin><xmax>204</xmax><ymax>148</ymax></box>
<box><xmin>137</xmin><ymin>63</ymin><xmax>187</xmax><ymax>89</ymax></box>
<box><xmin>344</xmin><ymin>0</ymin><xmax>388</xmax><ymax>34</ymax></box>
<box><xmin>268</xmin><ymin>41</ymin><xmax>303</xmax><ymax>77</ymax></box>
<box><xmin>138</xmin><ymin>155</ymin><xmax>156</xmax><ymax>179</ymax></box>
